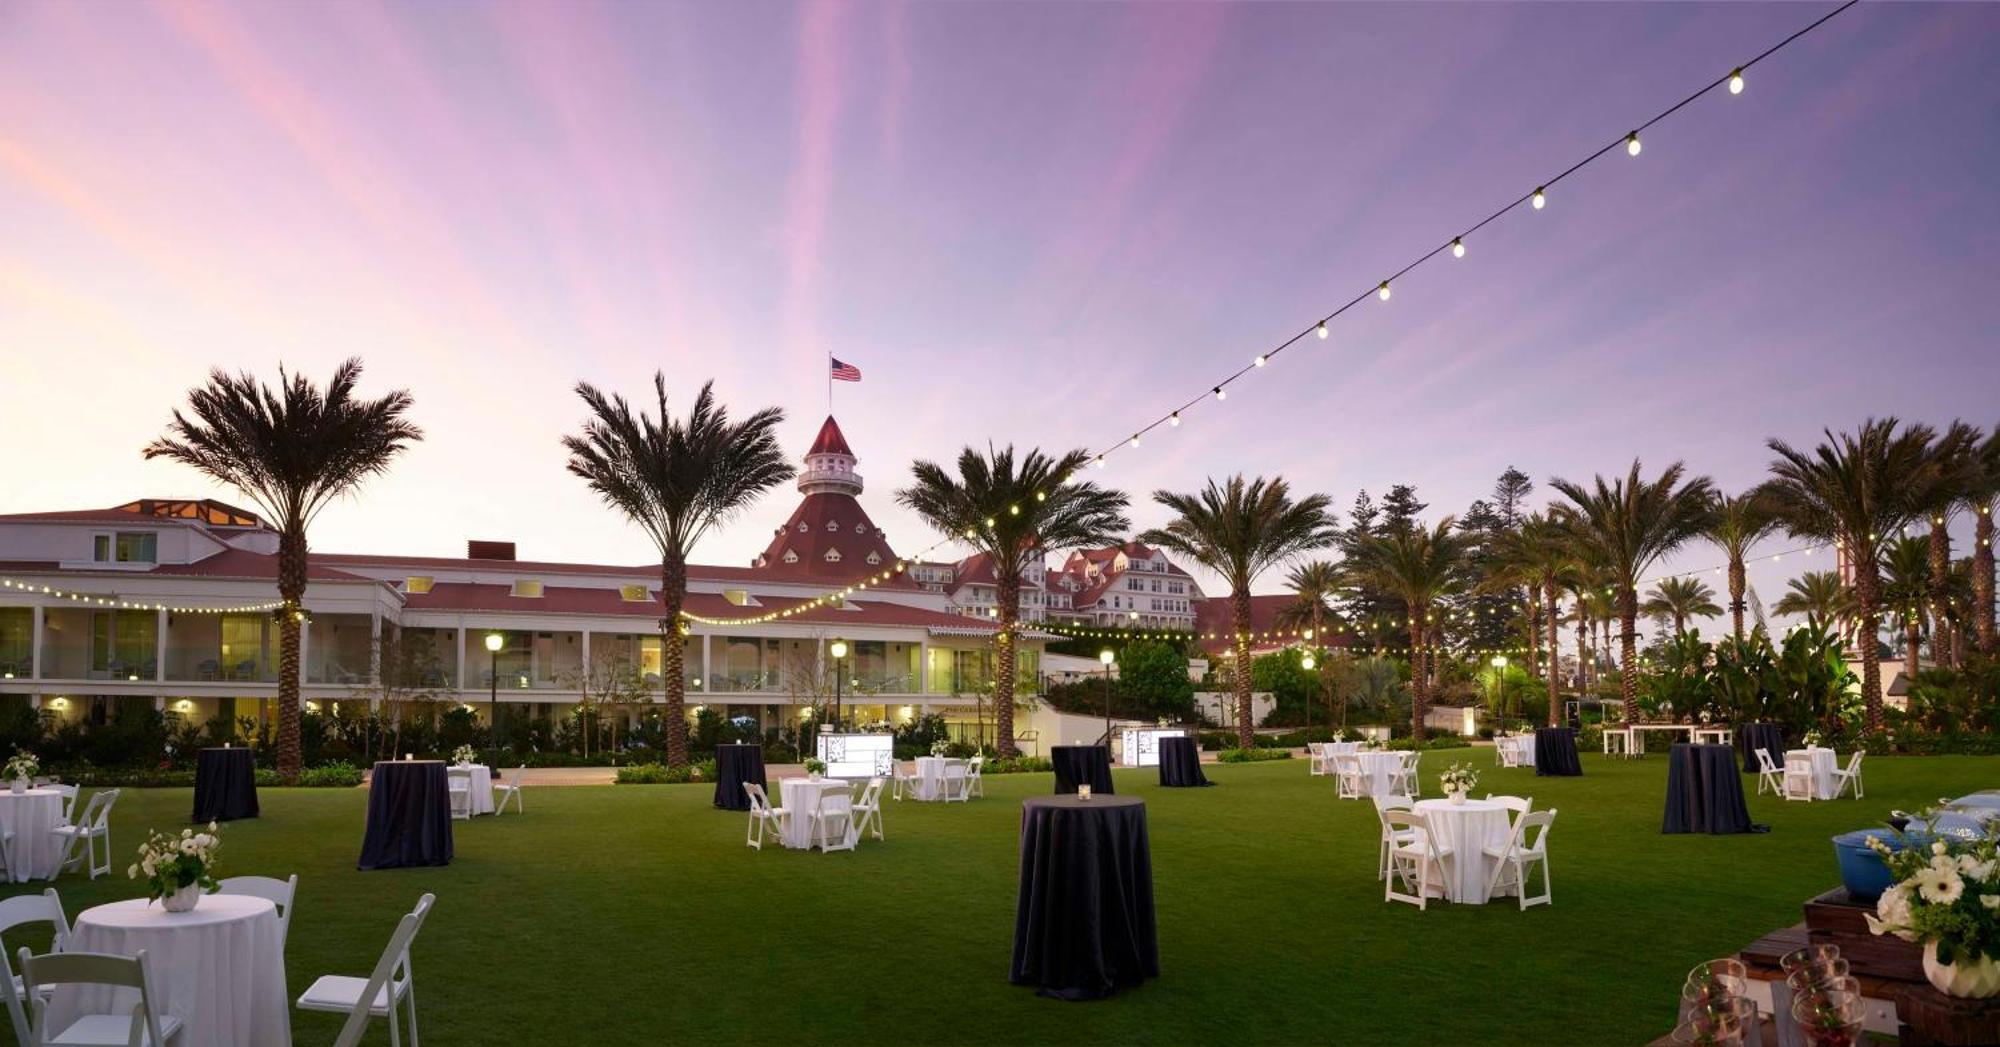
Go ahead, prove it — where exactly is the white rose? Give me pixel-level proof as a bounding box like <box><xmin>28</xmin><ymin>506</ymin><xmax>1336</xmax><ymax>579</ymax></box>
<box><xmin>127</xmin><ymin>864</ymin><xmax>138</xmax><ymax>878</ymax></box>
<box><xmin>140</xmin><ymin>858</ymin><xmax>155</xmax><ymax>876</ymax></box>
<box><xmin>1960</xmin><ymin>856</ymin><xmax>1995</xmax><ymax>881</ymax></box>
<box><xmin>179</xmin><ymin>839</ymin><xmax>197</xmax><ymax>855</ymax></box>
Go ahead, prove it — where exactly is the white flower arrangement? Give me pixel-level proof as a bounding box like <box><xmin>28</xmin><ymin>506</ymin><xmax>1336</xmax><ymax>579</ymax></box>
<box><xmin>130</xmin><ymin>823</ymin><xmax>222</xmax><ymax>904</ymax></box>
<box><xmin>4</xmin><ymin>751</ymin><xmax>38</xmax><ymax>782</ymax></box>
<box><xmin>450</xmin><ymin>744</ymin><xmax>479</xmax><ymax>766</ymax></box>
<box><xmin>929</xmin><ymin>739</ymin><xmax>952</xmax><ymax>758</ymax></box>
<box><xmin>1864</xmin><ymin>829</ymin><xmax>2000</xmax><ymax>968</ymax></box>
<box><xmin>1438</xmin><ymin>762</ymin><xmax>1480</xmax><ymax>795</ymax></box>
<box><xmin>1803</xmin><ymin>729</ymin><xmax>1826</xmax><ymax>748</ymax></box>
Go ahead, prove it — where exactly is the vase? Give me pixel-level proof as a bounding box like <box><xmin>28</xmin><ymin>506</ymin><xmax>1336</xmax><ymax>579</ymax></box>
<box><xmin>1449</xmin><ymin>790</ymin><xmax>1467</xmax><ymax>806</ymax></box>
<box><xmin>161</xmin><ymin>883</ymin><xmax>202</xmax><ymax>913</ymax></box>
<box><xmin>1923</xmin><ymin>941</ymin><xmax>2000</xmax><ymax>998</ymax></box>
<box><xmin>8</xmin><ymin>779</ymin><xmax>24</xmax><ymax>795</ymax></box>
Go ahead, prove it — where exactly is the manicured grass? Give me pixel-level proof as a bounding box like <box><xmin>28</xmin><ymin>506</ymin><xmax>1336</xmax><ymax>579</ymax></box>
<box><xmin>1</xmin><ymin>753</ymin><xmax>1991</xmax><ymax>1045</ymax></box>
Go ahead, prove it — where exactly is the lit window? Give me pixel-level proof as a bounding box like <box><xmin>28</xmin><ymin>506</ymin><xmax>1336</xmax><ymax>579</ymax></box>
<box><xmin>93</xmin><ymin>532</ymin><xmax>157</xmax><ymax>563</ymax></box>
<box><xmin>404</xmin><ymin>576</ymin><xmax>434</xmax><ymax>594</ymax></box>
<box><xmin>723</xmin><ymin>589</ymin><xmax>751</xmax><ymax>606</ymax></box>
<box><xmin>619</xmin><ymin>584</ymin><xmax>649</xmax><ymax>602</ymax></box>
<box><xmin>510</xmin><ymin>580</ymin><xmax>544</xmax><ymax>598</ymax></box>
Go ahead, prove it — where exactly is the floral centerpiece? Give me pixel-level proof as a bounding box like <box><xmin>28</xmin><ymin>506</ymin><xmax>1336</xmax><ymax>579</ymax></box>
<box><xmin>1438</xmin><ymin>762</ymin><xmax>1479</xmax><ymax>804</ymax></box>
<box><xmin>803</xmin><ymin>758</ymin><xmax>827</xmax><ymax>779</ymax></box>
<box><xmin>1864</xmin><ymin>830</ymin><xmax>2000</xmax><ymax>998</ymax></box>
<box><xmin>130</xmin><ymin>823</ymin><xmax>222</xmax><ymax>913</ymax></box>
<box><xmin>1802</xmin><ymin>728</ymin><xmax>1826</xmax><ymax>748</ymax></box>
<box><xmin>450</xmin><ymin>744</ymin><xmax>478</xmax><ymax>766</ymax></box>
<box><xmin>929</xmin><ymin>738</ymin><xmax>952</xmax><ymax>758</ymax></box>
<box><xmin>4</xmin><ymin>751</ymin><xmax>38</xmax><ymax>793</ymax></box>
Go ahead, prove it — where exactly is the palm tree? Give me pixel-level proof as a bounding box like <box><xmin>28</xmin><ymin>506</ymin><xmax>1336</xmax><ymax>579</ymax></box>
<box><xmin>1344</xmin><ymin>519</ymin><xmax>1475</xmax><ymax>741</ymax></box>
<box><xmin>1139</xmin><ymin>476</ymin><xmax>1336</xmax><ymax>750</ymax></box>
<box><xmin>1919</xmin><ymin>422</ymin><xmax>1982</xmax><ymax>668</ymax></box>
<box><xmin>899</xmin><ymin>447</ymin><xmax>1129</xmax><ymax>757</ymax></box>
<box><xmin>563</xmin><ymin>376</ymin><xmax>793</xmax><ymax>768</ymax></box>
<box><xmin>1486</xmin><ymin>514</ymin><xmax>1573</xmax><ymax>726</ymax></box>
<box><xmin>1773</xmin><ymin>570</ymin><xmax>1855</xmax><ymax>630</ymax></box>
<box><xmin>1642</xmin><ymin>576</ymin><xmax>1723</xmax><ymax>636</ymax></box>
<box><xmin>1551</xmin><ymin>461</ymin><xmax>1716</xmax><ymax>723</ymax></box>
<box><xmin>1879</xmin><ymin>535</ymin><xmax>1932</xmax><ymax>690</ymax></box>
<box><xmin>145</xmin><ymin>359</ymin><xmax>421</xmax><ymax>782</ymax></box>
<box><xmin>1762</xmin><ymin>418</ymin><xmax>1945</xmax><ymax>733</ymax></box>
<box><xmin>1963</xmin><ymin>423</ymin><xmax>2000</xmax><ymax>655</ymax></box>
<box><xmin>1279</xmin><ymin>559</ymin><xmax>1342</xmax><ymax>729</ymax></box>
<box><xmin>1705</xmin><ymin>492</ymin><xmax>1780</xmax><ymax>643</ymax></box>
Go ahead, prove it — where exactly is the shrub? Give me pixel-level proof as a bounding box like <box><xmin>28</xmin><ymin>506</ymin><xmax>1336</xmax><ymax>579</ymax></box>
<box><xmin>1216</xmin><ymin>747</ymin><xmax>1291</xmax><ymax>763</ymax></box>
<box><xmin>613</xmin><ymin>760</ymin><xmax>718</xmax><ymax>785</ymax></box>
<box><xmin>299</xmin><ymin>761</ymin><xmax>364</xmax><ymax>788</ymax></box>
<box><xmin>984</xmin><ymin>756</ymin><xmax>1053</xmax><ymax>774</ymax></box>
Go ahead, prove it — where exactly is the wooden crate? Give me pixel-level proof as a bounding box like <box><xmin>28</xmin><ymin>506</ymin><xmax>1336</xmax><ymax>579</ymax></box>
<box><xmin>1803</xmin><ymin>887</ymin><xmax>1925</xmax><ymax>982</ymax></box>
<box><xmin>1894</xmin><ymin>983</ymin><xmax>2000</xmax><ymax>1046</ymax></box>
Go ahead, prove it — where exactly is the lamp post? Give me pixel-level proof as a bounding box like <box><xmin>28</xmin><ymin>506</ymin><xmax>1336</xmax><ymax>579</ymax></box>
<box><xmin>1099</xmin><ymin>648</ymin><xmax>1116</xmax><ymax>745</ymax></box>
<box><xmin>829</xmin><ymin>639</ymin><xmax>848</xmax><ymax>730</ymax></box>
<box><xmin>1300</xmin><ymin>635</ymin><xmax>1318</xmax><ymax>732</ymax></box>
<box><xmin>1490</xmin><ymin>653</ymin><xmax>1508</xmax><ymax>726</ymax></box>
<box><xmin>484</xmin><ymin>632</ymin><xmax>503</xmax><ymax>768</ymax></box>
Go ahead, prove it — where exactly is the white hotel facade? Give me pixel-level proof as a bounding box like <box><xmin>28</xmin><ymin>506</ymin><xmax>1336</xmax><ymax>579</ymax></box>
<box><xmin>0</xmin><ymin>417</ymin><xmax>1048</xmax><ymax>736</ymax></box>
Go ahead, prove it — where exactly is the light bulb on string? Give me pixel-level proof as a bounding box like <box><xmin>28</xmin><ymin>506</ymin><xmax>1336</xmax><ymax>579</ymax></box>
<box><xmin>1254</xmin><ymin>354</ymin><xmax>1267</xmax><ymax>368</ymax></box>
<box><xmin>1626</xmin><ymin>132</ymin><xmax>1642</xmax><ymax>157</ymax></box>
<box><xmin>1728</xmin><ymin>68</ymin><xmax>1744</xmax><ymax>95</ymax></box>
<box><xmin>1531</xmin><ymin>187</ymin><xmax>1546</xmax><ymax>210</ymax></box>
<box><xmin>1315</xmin><ymin>321</ymin><xmax>1328</xmax><ymax>340</ymax></box>
<box><xmin>1128</xmin><ymin>434</ymin><xmax>1141</xmax><ymax>448</ymax></box>
<box><xmin>1213</xmin><ymin>386</ymin><xmax>1226</xmax><ymax>401</ymax></box>
<box><xmin>1169</xmin><ymin>411</ymin><xmax>1180</xmax><ymax>427</ymax></box>
<box><xmin>1377</xmin><ymin>281</ymin><xmax>1391</xmax><ymax>301</ymax></box>
<box><xmin>1451</xmin><ymin>237</ymin><xmax>1465</xmax><ymax>259</ymax></box>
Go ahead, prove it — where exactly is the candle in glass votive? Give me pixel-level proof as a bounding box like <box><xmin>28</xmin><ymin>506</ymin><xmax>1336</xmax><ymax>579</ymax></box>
<box><xmin>405</xmin><ymin>753</ymin><xmax>412</xmax><ymax>761</ymax></box>
<box><xmin>1078</xmin><ymin>784</ymin><xmax>1092</xmax><ymax>801</ymax></box>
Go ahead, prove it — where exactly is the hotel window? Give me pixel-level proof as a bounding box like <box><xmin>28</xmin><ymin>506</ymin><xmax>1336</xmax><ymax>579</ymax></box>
<box><xmin>855</xmin><ymin>523</ymin><xmax>868</xmax><ymax>534</ymax></box>
<box><xmin>93</xmin><ymin>532</ymin><xmax>157</xmax><ymax>564</ymax></box>
<box><xmin>403</xmin><ymin>576</ymin><xmax>434</xmax><ymax>595</ymax></box>
<box><xmin>783</xmin><ymin>550</ymin><xmax>799</xmax><ymax>564</ymax></box>
<box><xmin>723</xmin><ymin>589</ymin><xmax>751</xmax><ymax>606</ymax></box>
<box><xmin>866</xmin><ymin>552</ymin><xmax>881</xmax><ymax>565</ymax></box>
<box><xmin>825</xmin><ymin>521</ymin><xmax>840</xmax><ymax>532</ymax></box>
<box><xmin>619</xmin><ymin>584</ymin><xmax>649</xmax><ymax>602</ymax></box>
<box><xmin>510</xmin><ymin>580</ymin><xmax>544</xmax><ymax>598</ymax></box>
<box><xmin>824</xmin><ymin>549</ymin><xmax>842</xmax><ymax>563</ymax></box>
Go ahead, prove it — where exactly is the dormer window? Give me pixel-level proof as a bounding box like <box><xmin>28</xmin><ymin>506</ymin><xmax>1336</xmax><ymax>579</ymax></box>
<box><xmin>855</xmin><ymin>523</ymin><xmax>868</xmax><ymax>534</ymax></box>
<box><xmin>782</xmin><ymin>550</ymin><xmax>799</xmax><ymax>564</ymax></box>
<box><xmin>93</xmin><ymin>532</ymin><xmax>157</xmax><ymax>564</ymax></box>
<box><xmin>866</xmin><ymin>552</ymin><xmax>881</xmax><ymax>565</ymax></box>
<box><xmin>825</xmin><ymin>521</ymin><xmax>840</xmax><ymax>532</ymax></box>
<box><xmin>724</xmin><ymin>589</ymin><xmax>751</xmax><ymax>606</ymax></box>
<box><xmin>403</xmin><ymin>576</ymin><xmax>435</xmax><ymax>595</ymax></box>
<box><xmin>824</xmin><ymin>549</ymin><xmax>842</xmax><ymax>563</ymax></box>
<box><xmin>797</xmin><ymin>522</ymin><xmax>809</xmax><ymax>533</ymax></box>
<box><xmin>510</xmin><ymin>580</ymin><xmax>544</xmax><ymax>598</ymax></box>
<box><xmin>619</xmin><ymin>584</ymin><xmax>649</xmax><ymax>602</ymax></box>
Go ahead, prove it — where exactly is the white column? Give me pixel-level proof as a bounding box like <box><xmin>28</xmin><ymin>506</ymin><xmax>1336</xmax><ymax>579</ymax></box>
<box><xmin>30</xmin><ymin>605</ymin><xmax>43</xmax><ymax>680</ymax></box>
<box><xmin>298</xmin><ymin>612</ymin><xmax>311</xmax><ymax>689</ymax></box>
<box><xmin>580</xmin><ymin>628</ymin><xmax>592</xmax><ymax>675</ymax></box>
<box><xmin>918</xmin><ymin>638</ymin><xmax>930</xmax><ymax>695</ymax></box>
<box><xmin>155</xmin><ymin>608</ymin><xmax>168</xmax><ymax>682</ymax></box>
<box><xmin>700</xmin><ymin>633</ymin><xmax>712</xmax><ymax>691</ymax></box>
<box><xmin>369</xmin><ymin>611</ymin><xmax>382</xmax><ymax>685</ymax></box>
<box><xmin>454</xmin><ymin>625</ymin><xmax>467</xmax><ymax>693</ymax></box>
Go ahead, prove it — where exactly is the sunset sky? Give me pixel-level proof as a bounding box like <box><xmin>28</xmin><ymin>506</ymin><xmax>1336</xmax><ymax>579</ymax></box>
<box><xmin>2</xmin><ymin>2</ymin><xmax>1995</xmax><ymax>614</ymax></box>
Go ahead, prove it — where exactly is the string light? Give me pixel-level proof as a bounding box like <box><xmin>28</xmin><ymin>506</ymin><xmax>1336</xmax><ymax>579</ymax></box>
<box><xmin>0</xmin><ymin>577</ymin><xmax>283</xmax><ymax>615</ymax></box>
<box><xmin>1729</xmin><ymin>67</ymin><xmax>1745</xmax><ymax>95</ymax></box>
<box><xmin>1254</xmin><ymin>354</ymin><xmax>1267</xmax><ymax>367</ymax></box>
<box><xmin>1531</xmin><ymin>186</ymin><xmax>1547</xmax><ymax>210</ymax></box>
<box><xmin>1213</xmin><ymin>386</ymin><xmax>1226</xmax><ymax>401</ymax></box>
<box><xmin>1626</xmin><ymin>132</ymin><xmax>1643</xmax><ymax>157</ymax></box>
<box><xmin>1168</xmin><ymin>412</ymin><xmax>1181</xmax><ymax>427</ymax></box>
<box><xmin>1316</xmin><ymin>321</ymin><xmax>1328</xmax><ymax>340</ymax></box>
<box><xmin>1451</xmin><ymin>237</ymin><xmax>1465</xmax><ymax>259</ymax></box>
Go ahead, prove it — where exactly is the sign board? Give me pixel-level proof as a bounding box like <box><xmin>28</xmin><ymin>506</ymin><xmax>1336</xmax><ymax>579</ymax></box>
<box><xmin>815</xmin><ymin>733</ymin><xmax>895</xmax><ymax>779</ymax></box>
<box><xmin>1118</xmin><ymin>728</ymin><xmax>1186</xmax><ymax>767</ymax></box>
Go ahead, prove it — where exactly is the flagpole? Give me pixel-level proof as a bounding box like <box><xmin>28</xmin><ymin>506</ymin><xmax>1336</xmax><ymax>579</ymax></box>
<box><xmin>827</xmin><ymin>353</ymin><xmax>832</xmax><ymax>414</ymax></box>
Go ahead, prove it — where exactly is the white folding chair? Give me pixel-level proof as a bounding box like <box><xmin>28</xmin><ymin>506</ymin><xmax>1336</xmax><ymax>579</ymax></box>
<box><xmin>216</xmin><ymin>874</ymin><xmax>298</xmax><ymax>948</ymax></box>
<box><xmin>491</xmin><ymin>766</ymin><xmax>526</xmax><ymax>815</ymax></box>
<box><xmin>300</xmin><ymin>893</ymin><xmax>435</xmax><ymax>1047</ymax></box>
<box><xmin>445</xmin><ymin>768</ymin><xmax>472</xmax><ymax>821</ymax></box>
<box><xmin>1395</xmin><ymin>751</ymin><xmax>1422</xmax><ymax>796</ymax></box>
<box><xmin>18</xmin><ymin>947</ymin><xmax>183</xmax><ymax>1046</ymax></box>
<box><xmin>941</xmin><ymin>764</ymin><xmax>970</xmax><ymax>804</ymax></box>
<box><xmin>811</xmin><ymin>792</ymin><xmax>857</xmax><ymax>853</ymax></box>
<box><xmin>1382</xmin><ymin>810</ymin><xmax>1451</xmax><ymax>910</ymax></box>
<box><xmin>851</xmin><ymin>778</ymin><xmax>885</xmax><ymax>841</ymax></box>
<box><xmin>1371</xmin><ymin>794</ymin><xmax>1416</xmax><ymax>881</ymax></box>
<box><xmin>50</xmin><ymin>789</ymin><xmax>118</xmax><ymax>880</ymax></box>
<box><xmin>1782</xmin><ymin>753</ymin><xmax>1816</xmax><ymax>802</ymax></box>
<box><xmin>1830</xmin><ymin>750</ymin><xmax>1865</xmax><ymax>799</ymax></box>
<box><xmin>0</xmin><ymin>889</ymin><xmax>71</xmax><ymax>1045</ymax></box>
<box><xmin>1493</xmin><ymin>738</ymin><xmax>1515</xmax><ymax>768</ymax></box>
<box><xmin>965</xmin><ymin>756</ymin><xmax>985</xmax><ymax>799</ymax></box>
<box><xmin>0</xmin><ymin>824</ymin><xmax>12</xmax><ymax>883</ymax></box>
<box><xmin>1308</xmin><ymin>743</ymin><xmax>1331</xmax><ymax>776</ymax></box>
<box><xmin>1485</xmin><ymin>794</ymin><xmax>1532</xmax><ymax>827</ymax></box>
<box><xmin>1754</xmin><ymin>749</ymin><xmax>1785</xmax><ymax>797</ymax></box>
<box><xmin>1332</xmin><ymin>754</ymin><xmax>1364</xmax><ymax>800</ymax></box>
<box><xmin>1484</xmin><ymin>808</ymin><xmax>1557</xmax><ymax>910</ymax></box>
<box><xmin>52</xmin><ymin>784</ymin><xmax>78</xmax><ymax>827</ymax></box>
<box><xmin>742</xmin><ymin>783</ymin><xmax>788</xmax><ymax>851</ymax></box>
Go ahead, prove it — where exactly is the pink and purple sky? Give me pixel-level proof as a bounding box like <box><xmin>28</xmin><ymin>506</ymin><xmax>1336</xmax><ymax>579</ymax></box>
<box><xmin>2</xmin><ymin>2</ymin><xmax>1995</xmax><ymax>604</ymax></box>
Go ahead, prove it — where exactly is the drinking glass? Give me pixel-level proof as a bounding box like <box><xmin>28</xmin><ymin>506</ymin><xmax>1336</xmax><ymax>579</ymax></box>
<box><xmin>1790</xmin><ymin>988</ymin><xmax>1865</xmax><ymax>1047</ymax></box>
<box><xmin>1778</xmin><ymin>944</ymin><xmax>1842</xmax><ymax>975</ymax></box>
<box><xmin>1671</xmin><ymin>1009</ymin><xmax>1746</xmax><ymax>1046</ymax></box>
<box><xmin>1783</xmin><ymin>959</ymin><xmax>1850</xmax><ymax>995</ymax></box>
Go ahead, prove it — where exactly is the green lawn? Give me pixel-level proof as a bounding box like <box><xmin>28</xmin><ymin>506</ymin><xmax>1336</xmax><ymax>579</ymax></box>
<box><xmin>1</xmin><ymin>753</ymin><xmax>1990</xmax><ymax>1046</ymax></box>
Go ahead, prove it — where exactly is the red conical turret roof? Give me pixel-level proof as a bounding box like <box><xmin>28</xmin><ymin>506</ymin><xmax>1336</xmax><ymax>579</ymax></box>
<box><xmin>806</xmin><ymin>416</ymin><xmax>853</xmax><ymax>457</ymax></box>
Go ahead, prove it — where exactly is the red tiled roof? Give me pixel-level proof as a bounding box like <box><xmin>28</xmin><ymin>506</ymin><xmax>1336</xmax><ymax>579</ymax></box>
<box><xmin>0</xmin><ymin>499</ymin><xmax>267</xmax><ymax>530</ymax></box>
<box><xmin>0</xmin><ymin>551</ymin><xmax>371</xmax><ymax>584</ymax></box>
<box><xmin>752</xmin><ymin>492</ymin><xmax>916</xmax><ymax>587</ymax></box>
<box><xmin>408</xmin><ymin>581</ymin><xmax>992</xmax><ymax>632</ymax></box>
<box><xmin>806</xmin><ymin>416</ymin><xmax>853</xmax><ymax>457</ymax></box>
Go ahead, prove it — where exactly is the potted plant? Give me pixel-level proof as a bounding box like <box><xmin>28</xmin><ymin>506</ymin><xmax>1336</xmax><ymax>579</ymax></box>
<box><xmin>4</xmin><ymin>752</ymin><xmax>38</xmax><ymax>794</ymax></box>
<box><xmin>1864</xmin><ymin>831</ymin><xmax>2000</xmax><ymax>998</ymax></box>
<box><xmin>1439</xmin><ymin>763</ymin><xmax>1479</xmax><ymax>805</ymax></box>
<box><xmin>803</xmin><ymin>758</ymin><xmax>826</xmax><ymax>781</ymax></box>
<box><xmin>130</xmin><ymin>823</ymin><xmax>222</xmax><ymax>913</ymax></box>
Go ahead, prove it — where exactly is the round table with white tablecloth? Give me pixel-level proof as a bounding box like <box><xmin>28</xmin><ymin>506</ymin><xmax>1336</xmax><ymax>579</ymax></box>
<box><xmin>1325</xmin><ymin>741</ymin><xmax>1364</xmax><ymax>756</ymax></box>
<box><xmin>1351</xmin><ymin>751</ymin><xmax>1405</xmax><ymax>797</ymax></box>
<box><xmin>778</xmin><ymin>778</ymin><xmax>855</xmax><ymax>849</ymax></box>
<box><xmin>0</xmin><ymin>787</ymin><xmax>67</xmax><ymax>882</ymax></box>
<box><xmin>48</xmin><ymin>894</ymin><xmax>292</xmax><ymax>1047</ymax></box>
<box><xmin>450</xmin><ymin>763</ymin><xmax>495</xmax><ymax>815</ymax></box>
<box><xmin>909</xmin><ymin>757</ymin><xmax>964</xmax><ymax>802</ymax></box>
<box><xmin>1501</xmin><ymin>735</ymin><xmax>1537</xmax><ymax>769</ymax></box>
<box><xmin>1786</xmin><ymin>747</ymin><xmax>1839</xmax><ymax>799</ymax></box>
<box><xmin>1411</xmin><ymin>798</ymin><xmax>1513</xmax><ymax>904</ymax></box>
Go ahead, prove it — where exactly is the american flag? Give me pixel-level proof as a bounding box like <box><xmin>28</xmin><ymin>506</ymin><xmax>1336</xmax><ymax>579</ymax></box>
<box><xmin>829</xmin><ymin>357</ymin><xmax>862</xmax><ymax>382</ymax></box>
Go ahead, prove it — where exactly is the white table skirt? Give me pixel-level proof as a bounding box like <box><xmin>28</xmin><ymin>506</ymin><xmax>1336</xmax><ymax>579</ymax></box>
<box><xmin>1497</xmin><ymin>736</ymin><xmax>1536</xmax><ymax>768</ymax></box>
<box><xmin>778</xmin><ymin>778</ymin><xmax>854</xmax><ymax>849</ymax></box>
<box><xmin>910</xmin><ymin>758</ymin><xmax>963</xmax><ymax>802</ymax></box>
<box><xmin>1786</xmin><ymin>747</ymin><xmax>1839</xmax><ymax>799</ymax></box>
<box><xmin>1353</xmin><ymin>752</ymin><xmax>1403</xmax><ymax>797</ymax></box>
<box><xmin>451</xmin><ymin>764</ymin><xmax>495</xmax><ymax>815</ymax></box>
<box><xmin>1325</xmin><ymin>742</ymin><xmax>1364</xmax><ymax>756</ymax></box>
<box><xmin>1413</xmin><ymin>798</ymin><xmax>1513</xmax><ymax>904</ymax></box>
<box><xmin>50</xmin><ymin>894</ymin><xmax>292</xmax><ymax>1047</ymax></box>
<box><xmin>0</xmin><ymin>788</ymin><xmax>66</xmax><ymax>882</ymax></box>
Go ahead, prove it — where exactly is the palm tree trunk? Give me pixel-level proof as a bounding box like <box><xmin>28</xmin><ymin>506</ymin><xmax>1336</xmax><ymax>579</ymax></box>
<box><xmin>1929</xmin><ymin>521</ymin><xmax>1955</xmax><ymax>669</ymax></box>
<box><xmin>1524</xmin><ymin>592</ymin><xmax>1541</xmax><ymax>687</ymax></box>
<box><xmin>1619</xmin><ymin>589</ymin><xmax>1639</xmax><ymax>724</ymax></box>
<box><xmin>1977</xmin><ymin>509</ymin><xmax>1997</xmax><ymax>655</ymax></box>
<box><xmin>659</xmin><ymin>556</ymin><xmax>689</xmax><ymax>768</ymax></box>
<box><xmin>995</xmin><ymin>573</ymin><xmax>1021</xmax><ymax>758</ymax></box>
<box><xmin>1576</xmin><ymin>609</ymin><xmax>1591</xmax><ymax>696</ymax></box>
<box><xmin>1904</xmin><ymin>616</ymin><xmax>1922</xmax><ymax>691</ymax></box>
<box><xmin>1308</xmin><ymin>604</ymin><xmax>1323</xmax><ymax>733</ymax></box>
<box><xmin>1728</xmin><ymin>558</ymin><xmax>1748</xmax><ymax>643</ymax></box>
<box><xmin>1544</xmin><ymin>579</ymin><xmax>1561</xmax><ymax>727</ymax></box>
<box><xmin>1231</xmin><ymin>590</ymin><xmax>1254</xmax><ymax>751</ymax></box>
<box><xmin>1407</xmin><ymin>608</ymin><xmax>1427</xmax><ymax>742</ymax></box>
<box><xmin>275</xmin><ymin>526</ymin><xmax>307</xmax><ymax>784</ymax></box>
<box><xmin>1852</xmin><ymin>554</ymin><xmax>1885</xmax><ymax>734</ymax></box>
